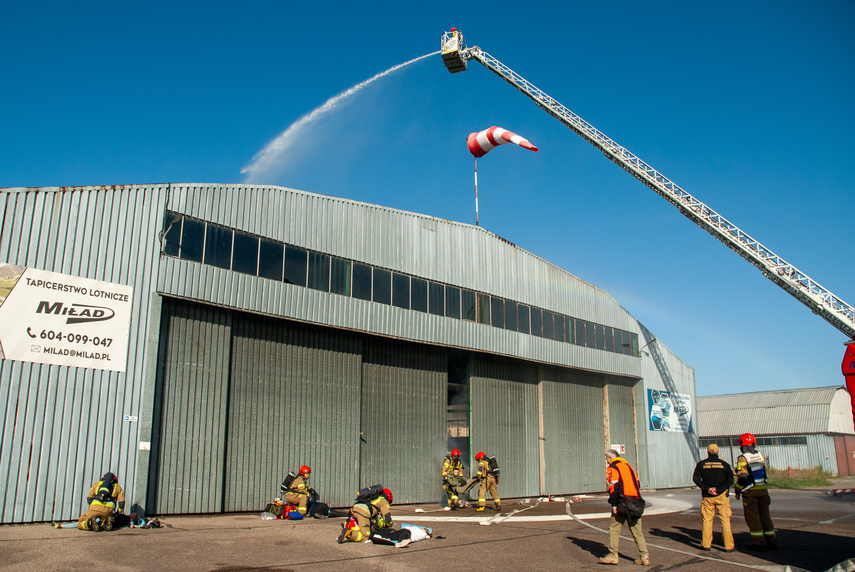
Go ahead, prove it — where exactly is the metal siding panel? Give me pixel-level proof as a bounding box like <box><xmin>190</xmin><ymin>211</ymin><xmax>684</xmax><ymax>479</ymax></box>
<box><xmin>608</xmin><ymin>381</ymin><xmax>638</xmax><ymax>468</ymax></box>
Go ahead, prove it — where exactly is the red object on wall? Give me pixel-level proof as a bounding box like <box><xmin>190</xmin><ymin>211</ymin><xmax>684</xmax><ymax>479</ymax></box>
<box><xmin>842</xmin><ymin>343</ymin><xmax>855</xmax><ymax>429</ymax></box>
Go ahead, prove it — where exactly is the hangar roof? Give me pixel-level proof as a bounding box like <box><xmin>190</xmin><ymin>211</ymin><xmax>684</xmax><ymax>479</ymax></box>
<box><xmin>697</xmin><ymin>385</ymin><xmax>854</xmax><ymax>437</ymax></box>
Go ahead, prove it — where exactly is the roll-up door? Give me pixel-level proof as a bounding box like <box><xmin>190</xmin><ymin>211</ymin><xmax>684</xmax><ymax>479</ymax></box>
<box><xmin>225</xmin><ymin>314</ymin><xmax>363</xmax><ymax>510</ymax></box>
<box><xmin>360</xmin><ymin>338</ymin><xmax>446</xmax><ymax>504</ymax></box>
<box><xmin>149</xmin><ymin>299</ymin><xmax>232</xmax><ymax>514</ymax></box>
<box><xmin>541</xmin><ymin>368</ymin><xmax>603</xmax><ymax>494</ymax></box>
<box><xmin>607</xmin><ymin>379</ymin><xmax>638</xmax><ymax>468</ymax></box>
<box><xmin>470</xmin><ymin>355</ymin><xmax>540</xmax><ymax>499</ymax></box>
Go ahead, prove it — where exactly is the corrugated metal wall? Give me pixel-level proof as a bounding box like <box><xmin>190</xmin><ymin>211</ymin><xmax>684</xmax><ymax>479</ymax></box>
<box><xmin>359</xmin><ymin>338</ymin><xmax>446</xmax><ymax>504</ymax></box>
<box><xmin>542</xmin><ymin>368</ymin><xmax>605</xmax><ymax>494</ymax></box>
<box><xmin>703</xmin><ymin>434</ymin><xmax>838</xmax><ymax>474</ymax></box>
<box><xmin>607</xmin><ymin>379</ymin><xmax>638</xmax><ymax>469</ymax></box>
<box><xmin>470</xmin><ymin>356</ymin><xmax>540</xmax><ymax>498</ymax></box>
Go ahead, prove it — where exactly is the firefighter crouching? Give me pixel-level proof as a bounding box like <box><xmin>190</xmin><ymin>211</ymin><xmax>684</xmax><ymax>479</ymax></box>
<box><xmin>284</xmin><ymin>465</ymin><xmax>312</xmax><ymax>517</ymax></box>
<box><xmin>442</xmin><ymin>448</ymin><xmax>465</xmax><ymax>508</ymax></box>
<box><xmin>78</xmin><ymin>472</ymin><xmax>125</xmax><ymax>531</ymax></box>
<box><xmin>475</xmin><ymin>452</ymin><xmax>501</xmax><ymax>512</ymax></box>
<box><xmin>338</xmin><ymin>486</ymin><xmax>393</xmax><ymax>543</ymax></box>
<box><xmin>734</xmin><ymin>433</ymin><xmax>777</xmax><ymax>551</ymax></box>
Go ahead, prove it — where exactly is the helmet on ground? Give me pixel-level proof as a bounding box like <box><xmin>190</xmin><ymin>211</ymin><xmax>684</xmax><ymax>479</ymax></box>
<box><xmin>738</xmin><ymin>433</ymin><xmax>756</xmax><ymax>447</ymax></box>
<box><xmin>383</xmin><ymin>488</ymin><xmax>393</xmax><ymax>503</ymax></box>
<box><xmin>451</xmin><ymin>448</ymin><xmax>461</xmax><ymax>457</ymax></box>
<box><xmin>475</xmin><ymin>452</ymin><xmax>486</xmax><ymax>461</ymax></box>
<box><xmin>299</xmin><ymin>465</ymin><xmax>311</xmax><ymax>476</ymax></box>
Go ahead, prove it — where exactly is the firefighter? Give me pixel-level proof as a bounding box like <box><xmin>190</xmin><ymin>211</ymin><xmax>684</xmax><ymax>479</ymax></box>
<box><xmin>337</xmin><ymin>487</ymin><xmax>394</xmax><ymax>543</ymax></box>
<box><xmin>77</xmin><ymin>472</ymin><xmax>125</xmax><ymax>531</ymax></box>
<box><xmin>734</xmin><ymin>433</ymin><xmax>777</xmax><ymax>551</ymax></box>
<box><xmin>474</xmin><ymin>452</ymin><xmax>500</xmax><ymax>512</ymax></box>
<box><xmin>442</xmin><ymin>448</ymin><xmax>465</xmax><ymax>508</ymax></box>
<box><xmin>445</xmin><ymin>468</ymin><xmax>467</xmax><ymax>509</ymax></box>
<box><xmin>284</xmin><ymin>465</ymin><xmax>312</xmax><ymax>516</ymax></box>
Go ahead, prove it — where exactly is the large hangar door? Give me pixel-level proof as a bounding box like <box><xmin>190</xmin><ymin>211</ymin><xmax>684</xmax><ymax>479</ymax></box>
<box><xmin>607</xmin><ymin>379</ymin><xmax>638</xmax><ymax>468</ymax></box>
<box><xmin>360</xmin><ymin>338</ymin><xmax>446</xmax><ymax>504</ymax></box>
<box><xmin>542</xmin><ymin>369</ymin><xmax>603</xmax><ymax>494</ymax></box>
<box><xmin>150</xmin><ymin>299</ymin><xmax>232</xmax><ymax>514</ymax></box>
<box><xmin>226</xmin><ymin>314</ymin><xmax>362</xmax><ymax>510</ymax></box>
<box><xmin>470</xmin><ymin>356</ymin><xmax>540</xmax><ymax>499</ymax></box>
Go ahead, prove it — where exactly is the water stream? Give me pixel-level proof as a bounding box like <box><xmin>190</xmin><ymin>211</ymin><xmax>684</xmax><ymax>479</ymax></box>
<box><xmin>241</xmin><ymin>51</ymin><xmax>439</xmax><ymax>183</ymax></box>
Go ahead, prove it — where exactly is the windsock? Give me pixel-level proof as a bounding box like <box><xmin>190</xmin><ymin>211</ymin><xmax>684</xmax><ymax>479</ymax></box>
<box><xmin>467</xmin><ymin>126</ymin><xmax>538</xmax><ymax>158</ymax></box>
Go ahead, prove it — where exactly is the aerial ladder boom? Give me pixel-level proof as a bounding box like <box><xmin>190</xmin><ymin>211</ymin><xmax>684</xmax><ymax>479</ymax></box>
<box><xmin>440</xmin><ymin>29</ymin><xmax>855</xmax><ymax>342</ymax></box>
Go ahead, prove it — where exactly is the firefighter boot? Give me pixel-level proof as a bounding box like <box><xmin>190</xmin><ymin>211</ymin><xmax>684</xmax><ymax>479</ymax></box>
<box><xmin>475</xmin><ymin>507</ymin><xmax>485</xmax><ymax>512</ymax></box>
<box><xmin>598</xmin><ymin>553</ymin><xmax>619</xmax><ymax>565</ymax></box>
<box><xmin>634</xmin><ymin>555</ymin><xmax>651</xmax><ymax>566</ymax></box>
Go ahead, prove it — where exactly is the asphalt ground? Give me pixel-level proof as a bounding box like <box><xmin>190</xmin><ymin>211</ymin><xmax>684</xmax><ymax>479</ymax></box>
<box><xmin>2</xmin><ymin>480</ymin><xmax>854</xmax><ymax>572</ymax></box>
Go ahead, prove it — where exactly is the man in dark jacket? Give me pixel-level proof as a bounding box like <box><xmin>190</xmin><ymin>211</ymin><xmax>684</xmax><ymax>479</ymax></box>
<box><xmin>692</xmin><ymin>444</ymin><xmax>735</xmax><ymax>551</ymax></box>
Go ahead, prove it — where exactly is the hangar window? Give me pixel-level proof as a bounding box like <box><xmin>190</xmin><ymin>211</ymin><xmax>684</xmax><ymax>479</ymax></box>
<box><xmin>411</xmin><ymin>277</ymin><xmax>428</xmax><ymax>313</ymax></box>
<box><xmin>517</xmin><ymin>305</ymin><xmax>530</xmax><ymax>334</ymax></box>
<box><xmin>461</xmin><ymin>290</ymin><xmax>476</xmax><ymax>321</ymax></box>
<box><xmin>180</xmin><ymin>217</ymin><xmax>205</xmax><ymax>263</ymax></box>
<box><xmin>204</xmin><ymin>224</ymin><xmax>233</xmax><ymax>270</ymax></box>
<box><xmin>604</xmin><ymin>326</ymin><xmax>615</xmax><ymax>352</ymax></box>
<box><xmin>161</xmin><ymin>212</ymin><xmax>182</xmax><ymax>256</ymax></box>
<box><xmin>574</xmin><ymin>320</ymin><xmax>585</xmax><ymax>346</ymax></box>
<box><xmin>504</xmin><ymin>300</ymin><xmax>518</xmax><ymax>332</ymax></box>
<box><xmin>232</xmin><ymin>233</ymin><xmax>259</xmax><ymax>275</ymax></box>
<box><xmin>330</xmin><ymin>257</ymin><xmax>351</xmax><ymax>296</ymax></box>
<box><xmin>554</xmin><ymin>314</ymin><xmax>564</xmax><ymax>343</ymax></box>
<box><xmin>757</xmin><ymin>436</ymin><xmax>807</xmax><ymax>446</ymax></box>
<box><xmin>429</xmin><ymin>282</ymin><xmax>444</xmax><ymax>316</ymax></box>
<box><xmin>542</xmin><ymin>311</ymin><xmax>554</xmax><ymax>340</ymax></box>
<box><xmin>392</xmin><ymin>273</ymin><xmax>411</xmax><ymax>309</ymax></box>
<box><xmin>258</xmin><ymin>239</ymin><xmax>283</xmax><ymax>281</ymax></box>
<box><xmin>491</xmin><ymin>297</ymin><xmax>504</xmax><ymax>329</ymax></box>
<box><xmin>445</xmin><ymin>287</ymin><xmax>461</xmax><ymax>319</ymax></box>
<box><xmin>476</xmin><ymin>293</ymin><xmax>491</xmax><ymax>325</ymax></box>
<box><xmin>307</xmin><ymin>252</ymin><xmax>330</xmax><ymax>291</ymax></box>
<box><xmin>530</xmin><ymin>307</ymin><xmax>542</xmax><ymax>337</ymax></box>
<box><xmin>565</xmin><ymin>317</ymin><xmax>575</xmax><ymax>344</ymax></box>
<box><xmin>284</xmin><ymin>246</ymin><xmax>308</xmax><ymax>286</ymax></box>
<box><xmin>373</xmin><ymin>268</ymin><xmax>391</xmax><ymax>305</ymax></box>
<box><xmin>352</xmin><ymin>263</ymin><xmax>372</xmax><ymax>301</ymax></box>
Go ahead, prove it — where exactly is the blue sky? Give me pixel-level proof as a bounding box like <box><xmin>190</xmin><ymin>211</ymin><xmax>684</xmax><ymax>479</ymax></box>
<box><xmin>2</xmin><ymin>1</ymin><xmax>853</xmax><ymax>397</ymax></box>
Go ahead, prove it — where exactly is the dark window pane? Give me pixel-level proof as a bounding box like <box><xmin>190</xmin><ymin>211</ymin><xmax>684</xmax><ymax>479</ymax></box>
<box><xmin>284</xmin><ymin>246</ymin><xmax>307</xmax><ymax>286</ymax></box>
<box><xmin>476</xmin><ymin>293</ymin><xmax>490</xmax><ymax>325</ymax></box>
<box><xmin>620</xmin><ymin>331</ymin><xmax>632</xmax><ymax>355</ymax></box>
<box><xmin>180</xmin><ymin>217</ymin><xmax>205</xmax><ymax>263</ymax></box>
<box><xmin>352</xmin><ymin>263</ymin><xmax>372</xmax><ymax>301</ymax></box>
<box><xmin>162</xmin><ymin>212</ymin><xmax>182</xmax><ymax>256</ymax></box>
<box><xmin>392</xmin><ymin>273</ymin><xmax>410</xmax><ymax>309</ymax></box>
<box><xmin>462</xmin><ymin>290</ymin><xmax>476</xmax><ymax>321</ymax></box>
<box><xmin>232</xmin><ymin>233</ymin><xmax>259</xmax><ymax>275</ymax></box>
<box><xmin>205</xmin><ymin>224</ymin><xmax>232</xmax><ymax>270</ymax></box>
<box><xmin>586</xmin><ymin>321</ymin><xmax>596</xmax><ymax>348</ymax></box>
<box><xmin>542</xmin><ymin>311</ymin><xmax>554</xmax><ymax>340</ymax></box>
<box><xmin>373</xmin><ymin>268</ymin><xmax>391</xmax><ymax>305</ymax></box>
<box><xmin>330</xmin><ymin>257</ymin><xmax>351</xmax><ymax>296</ymax></box>
<box><xmin>491</xmin><ymin>298</ymin><xmax>504</xmax><ymax>329</ymax></box>
<box><xmin>258</xmin><ymin>240</ymin><xmax>283</xmax><ymax>280</ymax></box>
<box><xmin>595</xmin><ymin>324</ymin><xmax>605</xmax><ymax>350</ymax></box>
<box><xmin>630</xmin><ymin>333</ymin><xmax>639</xmax><ymax>356</ymax></box>
<box><xmin>307</xmin><ymin>251</ymin><xmax>330</xmax><ymax>291</ymax></box>
<box><xmin>518</xmin><ymin>305</ymin><xmax>530</xmax><ymax>334</ymax></box>
<box><xmin>575</xmin><ymin>320</ymin><xmax>586</xmax><ymax>346</ymax></box>
<box><xmin>446</xmin><ymin>287</ymin><xmax>461</xmax><ymax>319</ymax></box>
<box><xmin>530</xmin><ymin>308</ymin><xmax>542</xmax><ymax>337</ymax></box>
<box><xmin>429</xmin><ymin>282</ymin><xmax>444</xmax><ymax>316</ymax></box>
<box><xmin>604</xmin><ymin>326</ymin><xmax>614</xmax><ymax>352</ymax></box>
<box><xmin>566</xmin><ymin>317</ymin><xmax>575</xmax><ymax>344</ymax></box>
<box><xmin>505</xmin><ymin>300</ymin><xmax>517</xmax><ymax>331</ymax></box>
<box><xmin>411</xmin><ymin>278</ymin><xmax>427</xmax><ymax>313</ymax></box>
<box><xmin>554</xmin><ymin>314</ymin><xmax>564</xmax><ymax>342</ymax></box>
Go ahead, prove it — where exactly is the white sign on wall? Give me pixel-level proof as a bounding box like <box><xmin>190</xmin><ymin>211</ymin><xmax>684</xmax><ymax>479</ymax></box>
<box><xmin>0</xmin><ymin>264</ymin><xmax>133</xmax><ymax>372</ymax></box>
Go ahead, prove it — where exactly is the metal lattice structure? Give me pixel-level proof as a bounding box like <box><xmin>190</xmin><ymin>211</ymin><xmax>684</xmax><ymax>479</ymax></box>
<box><xmin>441</xmin><ymin>30</ymin><xmax>855</xmax><ymax>340</ymax></box>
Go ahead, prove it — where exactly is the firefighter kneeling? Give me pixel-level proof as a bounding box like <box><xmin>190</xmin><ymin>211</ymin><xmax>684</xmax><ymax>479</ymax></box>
<box><xmin>78</xmin><ymin>472</ymin><xmax>125</xmax><ymax>531</ymax></box>
<box><xmin>337</xmin><ymin>485</ymin><xmax>393</xmax><ymax>543</ymax></box>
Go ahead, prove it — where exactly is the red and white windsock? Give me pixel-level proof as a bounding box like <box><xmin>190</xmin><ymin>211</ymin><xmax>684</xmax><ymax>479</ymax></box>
<box><xmin>467</xmin><ymin>126</ymin><xmax>538</xmax><ymax>158</ymax></box>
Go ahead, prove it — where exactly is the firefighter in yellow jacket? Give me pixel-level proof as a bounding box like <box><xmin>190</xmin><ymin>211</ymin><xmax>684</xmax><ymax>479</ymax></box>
<box><xmin>78</xmin><ymin>472</ymin><xmax>125</xmax><ymax>531</ymax></box>
<box><xmin>734</xmin><ymin>433</ymin><xmax>776</xmax><ymax>551</ymax></box>
<box><xmin>442</xmin><ymin>448</ymin><xmax>465</xmax><ymax>508</ymax></box>
<box><xmin>474</xmin><ymin>452</ymin><xmax>500</xmax><ymax>512</ymax></box>
<box><xmin>284</xmin><ymin>465</ymin><xmax>312</xmax><ymax>516</ymax></box>
<box><xmin>337</xmin><ymin>487</ymin><xmax>393</xmax><ymax>543</ymax></box>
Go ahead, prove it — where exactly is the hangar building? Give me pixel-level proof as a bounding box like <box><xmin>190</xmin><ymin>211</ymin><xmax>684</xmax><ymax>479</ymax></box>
<box><xmin>0</xmin><ymin>184</ymin><xmax>698</xmax><ymax>523</ymax></box>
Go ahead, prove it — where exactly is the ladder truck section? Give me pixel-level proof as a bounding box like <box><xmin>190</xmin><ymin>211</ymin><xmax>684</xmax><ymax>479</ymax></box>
<box><xmin>441</xmin><ymin>28</ymin><xmax>855</xmax><ymax>425</ymax></box>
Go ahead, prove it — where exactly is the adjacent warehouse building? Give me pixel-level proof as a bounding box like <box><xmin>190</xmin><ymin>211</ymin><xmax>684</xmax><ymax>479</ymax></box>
<box><xmin>697</xmin><ymin>386</ymin><xmax>855</xmax><ymax>476</ymax></box>
<box><xmin>0</xmin><ymin>184</ymin><xmax>699</xmax><ymax>523</ymax></box>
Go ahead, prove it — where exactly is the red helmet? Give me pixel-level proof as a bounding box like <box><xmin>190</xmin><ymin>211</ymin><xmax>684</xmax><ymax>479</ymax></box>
<box><xmin>738</xmin><ymin>433</ymin><xmax>756</xmax><ymax>447</ymax></box>
<box><xmin>451</xmin><ymin>448</ymin><xmax>461</xmax><ymax>457</ymax></box>
<box><xmin>475</xmin><ymin>452</ymin><xmax>486</xmax><ymax>461</ymax></box>
<box><xmin>383</xmin><ymin>488</ymin><xmax>393</xmax><ymax>503</ymax></box>
<box><xmin>299</xmin><ymin>465</ymin><xmax>311</xmax><ymax>476</ymax></box>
